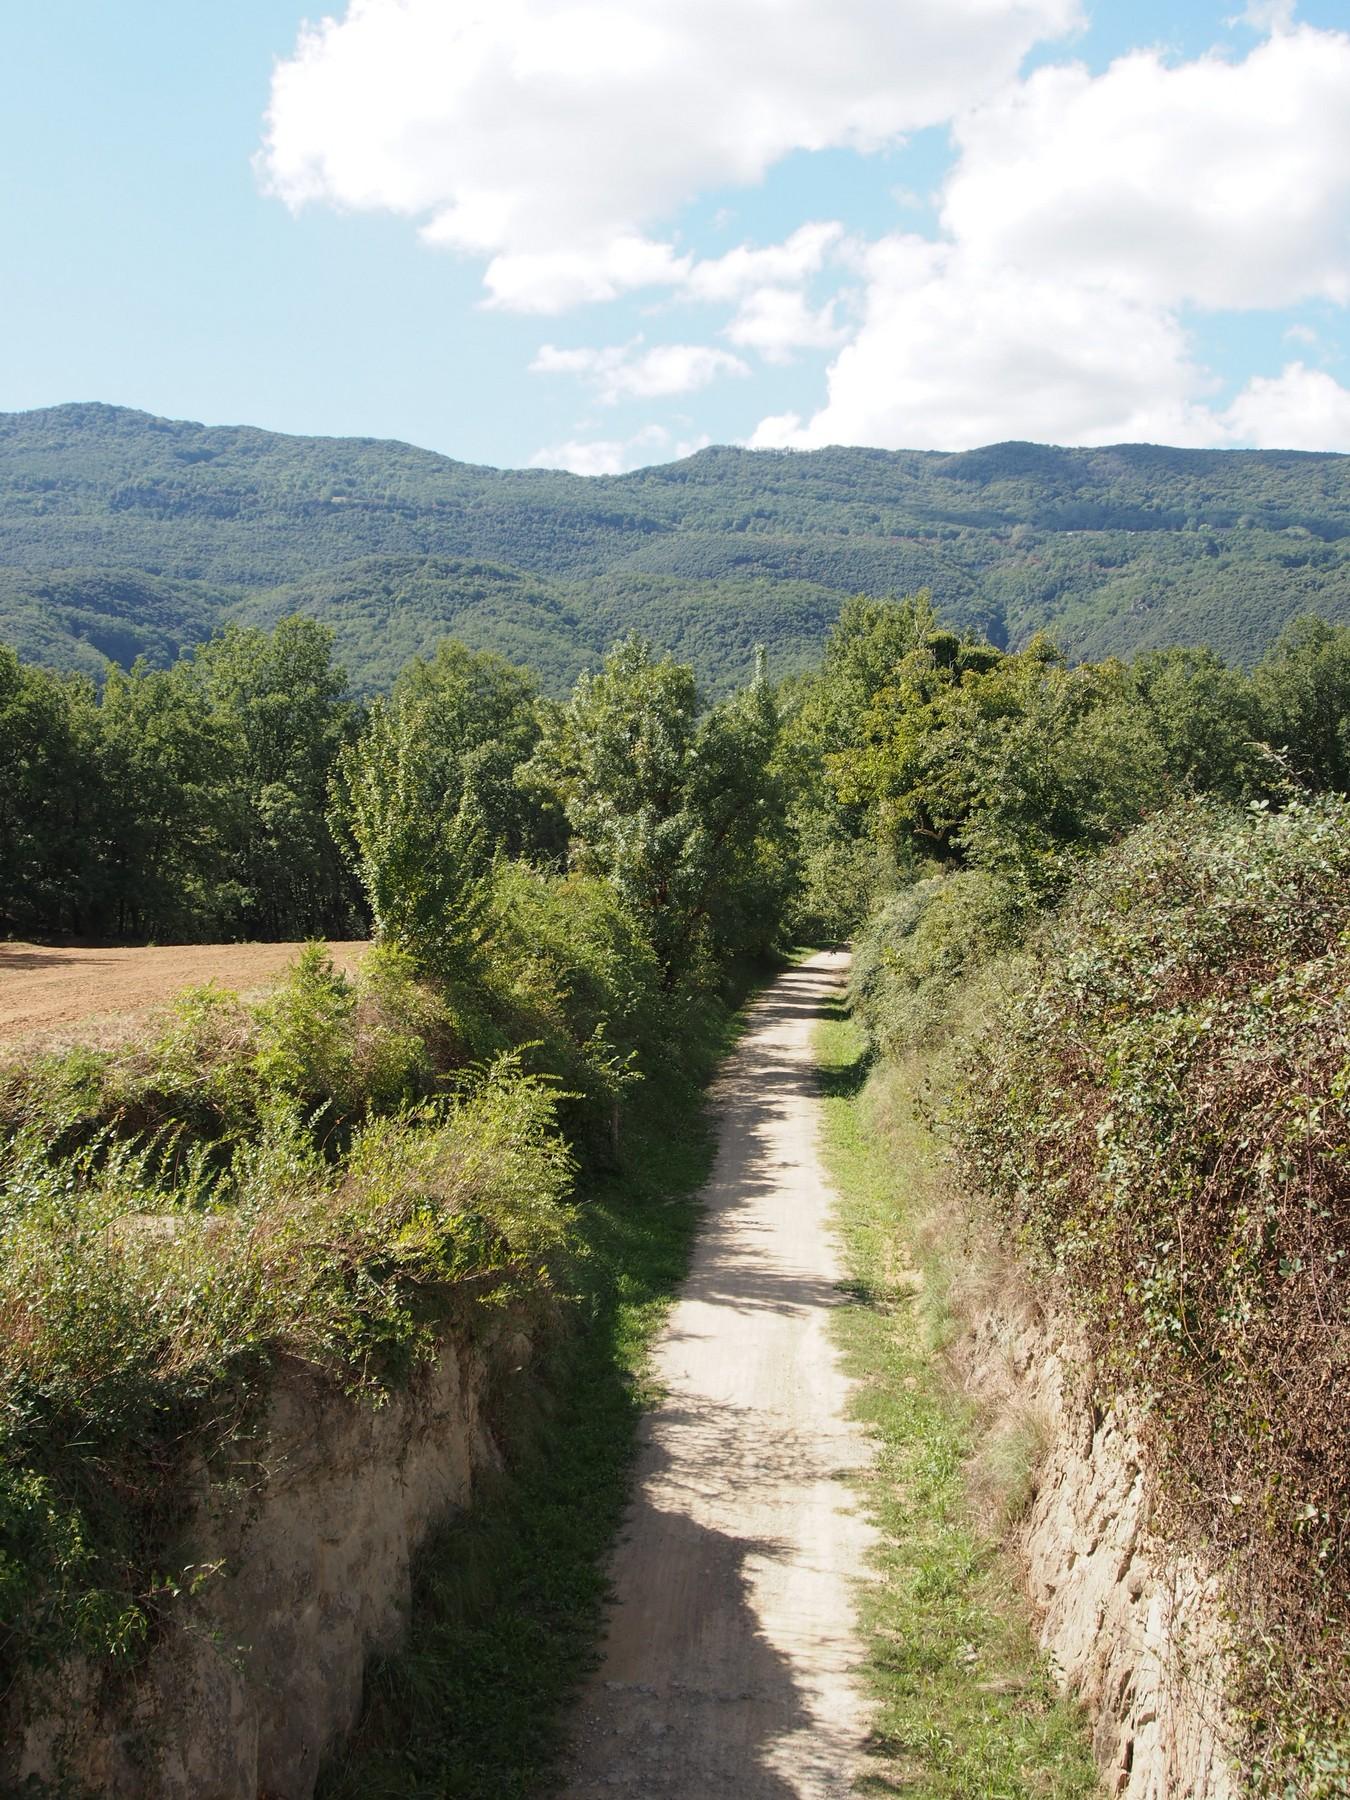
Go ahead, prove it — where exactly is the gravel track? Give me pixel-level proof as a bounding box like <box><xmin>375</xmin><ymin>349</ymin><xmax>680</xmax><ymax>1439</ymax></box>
<box><xmin>560</xmin><ymin>949</ymin><xmax>875</xmax><ymax>1799</ymax></box>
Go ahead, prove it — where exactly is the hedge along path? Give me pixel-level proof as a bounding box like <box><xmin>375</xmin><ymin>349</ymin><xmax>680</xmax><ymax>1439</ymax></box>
<box><xmin>559</xmin><ymin>949</ymin><xmax>874</xmax><ymax>1800</ymax></box>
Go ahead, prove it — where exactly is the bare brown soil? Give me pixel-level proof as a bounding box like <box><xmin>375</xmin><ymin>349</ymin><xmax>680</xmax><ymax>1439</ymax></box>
<box><xmin>0</xmin><ymin>940</ymin><xmax>370</xmax><ymax>1048</ymax></box>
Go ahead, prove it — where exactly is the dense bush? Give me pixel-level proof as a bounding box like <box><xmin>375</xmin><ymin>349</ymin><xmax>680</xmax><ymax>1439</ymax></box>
<box><xmin>791</xmin><ymin>595</ymin><xmax>1350</xmax><ymax>927</ymax></box>
<box><xmin>849</xmin><ymin>871</ymin><xmax>1027</xmax><ymax>1059</ymax></box>
<box><xmin>946</xmin><ymin>798</ymin><xmax>1350</xmax><ymax>1789</ymax></box>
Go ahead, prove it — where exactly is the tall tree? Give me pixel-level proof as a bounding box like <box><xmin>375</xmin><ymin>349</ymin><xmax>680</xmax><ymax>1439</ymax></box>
<box><xmin>391</xmin><ymin>640</ymin><xmax>556</xmax><ymax>860</ymax></box>
<box><xmin>192</xmin><ymin>617</ymin><xmax>360</xmax><ymax>938</ymax></box>
<box><xmin>94</xmin><ymin>661</ymin><xmax>236</xmax><ymax>938</ymax></box>
<box><xmin>0</xmin><ymin>650</ymin><xmax>101</xmax><ymax>935</ymax></box>
<box><xmin>1252</xmin><ymin>615</ymin><xmax>1350</xmax><ymax>793</ymax></box>
<box><xmin>332</xmin><ymin>694</ymin><xmax>492</xmax><ymax>980</ymax></box>
<box><xmin>533</xmin><ymin>637</ymin><xmax>788</xmax><ymax>984</ymax></box>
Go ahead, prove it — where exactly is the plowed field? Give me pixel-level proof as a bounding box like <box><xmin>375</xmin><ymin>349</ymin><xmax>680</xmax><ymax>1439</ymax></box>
<box><xmin>0</xmin><ymin>940</ymin><xmax>370</xmax><ymax>1047</ymax></box>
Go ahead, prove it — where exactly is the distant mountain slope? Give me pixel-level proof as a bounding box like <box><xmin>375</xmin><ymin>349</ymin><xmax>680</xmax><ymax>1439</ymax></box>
<box><xmin>2</xmin><ymin>402</ymin><xmax>1347</xmax><ymax>691</ymax></box>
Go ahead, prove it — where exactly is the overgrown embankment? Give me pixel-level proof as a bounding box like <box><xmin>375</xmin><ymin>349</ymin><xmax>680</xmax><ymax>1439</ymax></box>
<box><xmin>0</xmin><ymin>861</ymin><xmax>749</xmax><ymax>1795</ymax></box>
<box><xmin>849</xmin><ymin>797</ymin><xmax>1350</xmax><ymax>1798</ymax></box>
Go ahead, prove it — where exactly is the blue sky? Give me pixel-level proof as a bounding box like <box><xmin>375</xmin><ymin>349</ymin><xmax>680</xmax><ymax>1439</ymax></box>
<box><xmin>2</xmin><ymin>0</ymin><xmax>1348</xmax><ymax>471</ymax></box>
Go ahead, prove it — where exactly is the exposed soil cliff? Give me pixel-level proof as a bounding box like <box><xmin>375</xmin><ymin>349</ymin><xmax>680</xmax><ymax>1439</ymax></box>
<box><xmin>960</xmin><ymin>1291</ymin><xmax>1240</xmax><ymax>1800</ymax></box>
<box><xmin>1</xmin><ymin>1318</ymin><xmax>530</xmax><ymax>1799</ymax></box>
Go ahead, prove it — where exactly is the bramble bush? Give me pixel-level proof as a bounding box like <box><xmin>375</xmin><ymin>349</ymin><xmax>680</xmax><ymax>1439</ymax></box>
<box><xmin>848</xmin><ymin>869</ymin><xmax>1028</xmax><ymax>1059</ymax></box>
<box><xmin>946</xmin><ymin>797</ymin><xmax>1350</xmax><ymax>1791</ymax></box>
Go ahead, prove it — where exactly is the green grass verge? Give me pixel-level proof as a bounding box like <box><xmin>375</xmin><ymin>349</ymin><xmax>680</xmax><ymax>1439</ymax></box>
<box><xmin>815</xmin><ymin>1011</ymin><xmax>1101</xmax><ymax>1799</ymax></box>
<box><xmin>316</xmin><ymin>1021</ymin><xmax>743</xmax><ymax>1799</ymax></box>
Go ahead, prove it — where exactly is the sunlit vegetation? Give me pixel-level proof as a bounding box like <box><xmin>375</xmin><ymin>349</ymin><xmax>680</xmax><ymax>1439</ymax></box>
<box><xmin>1</xmin><ymin>401</ymin><xmax>1347</xmax><ymax>693</ymax></box>
<box><xmin>0</xmin><ymin>619</ymin><xmax>792</xmax><ymax>1724</ymax></box>
<box><xmin>826</xmin><ymin>603</ymin><xmax>1350</xmax><ymax>1793</ymax></box>
<box><xmin>1</xmin><ymin>558</ymin><xmax>1348</xmax><ymax>1792</ymax></box>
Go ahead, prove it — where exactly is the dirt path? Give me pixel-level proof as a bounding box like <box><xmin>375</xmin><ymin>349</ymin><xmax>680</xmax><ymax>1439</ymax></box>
<box><xmin>0</xmin><ymin>940</ymin><xmax>369</xmax><ymax>1046</ymax></box>
<box><xmin>560</xmin><ymin>950</ymin><xmax>875</xmax><ymax>1799</ymax></box>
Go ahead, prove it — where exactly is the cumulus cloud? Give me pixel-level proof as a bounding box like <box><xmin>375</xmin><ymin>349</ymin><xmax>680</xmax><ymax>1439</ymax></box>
<box><xmin>260</xmin><ymin>0</ymin><xmax>1350</xmax><ymax>456</ymax></box>
<box><xmin>1219</xmin><ymin>363</ymin><xmax>1350</xmax><ymax>450</ymax></box>
<box><xmin>725</xmin><ymin>288</ymin><xmax>851</xmax><ymax>363</ymax></box>
<box><xmin>529</xmin><ymin>423</ymin><xmax>712</xmax><ymax>476</ymax></box>
<box><xmin>682</xmin><ymin>222</ymin><xmax>851</xmax><ymax>304</ymax></box>
<box><xmin>1231</xmin><ymin>0</ymin><xmax>1298</xmax><ymax>33</ymax></box>
<box><xmin>478</xmin><ymin>239</ymin><xmax>692</xmax><ymax>314</ymax></box>
<box><xmin>755</xmin><ymin>23</ymin><xmax>1350</xmax><ymax>452</ymax></box>
<box><xmin>531</xmin><ymin>338</ymin><xmax>749</xmax><ymax>404</ymax></box>
<box><xmin>749</xmin><ymin>238</ymin><xmax>1211</xmax><ymax>449</ymax></box>
<box><xmin>941</xmin><ymin>27</ymin><xmax>1350</xmax><ymax>310</ymax></box>
<box><xmin>259</xmin><ymin>0</ymin><xmax>1080</xmax><ymax>311</ymax></box>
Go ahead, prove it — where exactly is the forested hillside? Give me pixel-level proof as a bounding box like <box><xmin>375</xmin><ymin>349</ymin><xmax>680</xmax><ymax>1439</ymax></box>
<box><xmin>2</xmin><ymin>402</ymin><xmax>1347</xmax><ymax>690</ymax></box>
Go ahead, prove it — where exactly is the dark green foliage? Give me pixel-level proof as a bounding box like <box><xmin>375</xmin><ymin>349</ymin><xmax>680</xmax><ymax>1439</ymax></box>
<box><xmin>0</xmin><ymin>616</ymin><xmax>366</xmax><ymax>940</ymax></box>
<box><xmin>193</xmin><ymin>616</ymin><xmax>362</xmax><ymax>938</ymax></box>
<box><xmin>849</xmin><ymin>873</ymin><xmax>1028</xmax><ymax>1059</ymax></box>
<box><xmin>0</xmin><ymin>567</ymin><xmax>223</xmax><ymax>678</ymax></box>
<box><xmin>531</xmin><ymin>637</ymin><xmax>791</xmax><ymax>986</ymax></box>
<box><xmin>801</xmin><ymin>597</ymin><xmax>1350</xmax><ymax>916</ymax></box>
<box><xmin>391</xmin><ymin>640</ymin><xmax>552</xmax><ymax>861</ymax></box>
<box><xmin>1251</xmin><ymin>612</ymin><xmax>1350</xmax><ymax>791</ymax></box>
<box><xmin>1</xmin><ymin>403</ymin><xmax>1347</xmax><ymax>695</ymax></box>
<box><xmin>825</xmin><ymin>594</ymin><xmax>1350</xmax><ymax>1789</ymax></box>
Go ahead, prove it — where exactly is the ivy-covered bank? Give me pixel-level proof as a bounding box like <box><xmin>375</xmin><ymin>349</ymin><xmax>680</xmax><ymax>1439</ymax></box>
<box><xmin>851</xmin><ymin>797</ymin><xmax>1350</xmax><ymax>1796</ymax></box>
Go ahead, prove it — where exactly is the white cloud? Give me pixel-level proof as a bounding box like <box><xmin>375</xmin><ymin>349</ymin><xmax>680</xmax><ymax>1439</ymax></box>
<box><xmin>1219</xmin><ymin>362</ymin><xmax>1350</xmax><ymax>449</ymax></box>
<box><xmin>725</xmin><ymin>287</ymin><xmax>851</xmax><ymax>363</ymax></box>
<box><xmin>261</xmin><ymin>1</ymin><xmax>1350</xmax><ymax>457</ymax></box>
<box><xmin>259</xmin><ymin>0</ymin><xmax>1081</xmax><ymax>311</ymax></box>
<box><xmin>941</xmin><ymin>28</ymin><xmax>1350</xmax><ymax>311</ymax></box>
<box><xmin>749</xmin><ymin>237</ymin><xmax>1212</xmax><ymax>450</ymax></box>
<box><xmin>682</xmin><ymin>222</ymin><xmax>850</xmax><ymax>304</ymax></box>
<box><xmin>475</xmin><ymin>239</ymin><xmax>691</xmax><ymax>314</ymax></box>
<box><xmin>529</xmin><ymin>423</ymin><xmax>711</xmax><ymax>475</ymax></box>
<box><xmin>754</xmin><ymin>24</ymin><xmax>1350</xmax><ymax>453</ymax></box>
<box><xmin>1230</xmin><ymin>0</ymin><xmax>1298</xmax><ymax>34</ymax></box>
<box><xmin>531</xmin><ymin>338</ymin><xmax>749</xmax><ymax>403</ymax></box>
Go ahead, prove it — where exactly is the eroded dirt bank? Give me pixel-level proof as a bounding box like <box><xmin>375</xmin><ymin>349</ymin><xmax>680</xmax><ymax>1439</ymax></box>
<box><xmin>0</xmin><ymin>1319</ymin><xmax>527</xmax><ymax>1799</ymax></box>
<box><xmin>959</xmin><ymin>1293</ymin><xmax>1240</xmax><ymax>1799</ymax></box>
<box><xmin>560</xmin><ymin>950</ymin><xmax>876</xmax><ymax>1800</ymax></box>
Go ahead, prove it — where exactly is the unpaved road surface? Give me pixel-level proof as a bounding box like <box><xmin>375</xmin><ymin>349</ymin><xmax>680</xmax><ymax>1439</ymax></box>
<box><xmin>561</xmin><ymin>949</ymin><xmax>875</xmax><ymax>1799</ymax></box>
<box><xmin>0</xmin><ymin>940</ymin><xmax>369</xmax><ymax>1046</ymax></box>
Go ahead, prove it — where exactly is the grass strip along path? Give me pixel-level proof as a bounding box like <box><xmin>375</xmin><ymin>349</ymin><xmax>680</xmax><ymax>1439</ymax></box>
<box><xmin>815</xmin><ymin>1006</ymin><xmax>1100</xmax><ymax>1798</ymax></box>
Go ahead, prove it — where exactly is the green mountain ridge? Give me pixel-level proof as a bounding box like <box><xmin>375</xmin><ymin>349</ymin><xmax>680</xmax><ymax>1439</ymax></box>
<box><xmin>3</xmin><ymin>401</ymin><xmax>1348</xmax><ymax>690</ymax></box>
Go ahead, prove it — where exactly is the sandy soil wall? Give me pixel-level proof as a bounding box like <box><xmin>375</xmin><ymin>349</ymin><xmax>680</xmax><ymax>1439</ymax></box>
<box><xmin>0</xmin><ymin>1317</ymin><xmax>530</xmax><ymax>1799</ymax></box>
<box><xmin>958</xmin><ymin>1291</ymin><xmax>1241</xmax><ymax>1800</ymax></box>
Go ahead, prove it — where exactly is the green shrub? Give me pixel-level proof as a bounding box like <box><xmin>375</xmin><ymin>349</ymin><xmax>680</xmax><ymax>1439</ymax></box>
<box><xmin>0</xmin><ymin>1058</ymin><xmax>573</xmax><ymax>1682</ymax></box>
<box><xmin>850</xmin><ymin>870</ymin><xmax>1028</xmax><ymax>1058</ymax></box>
